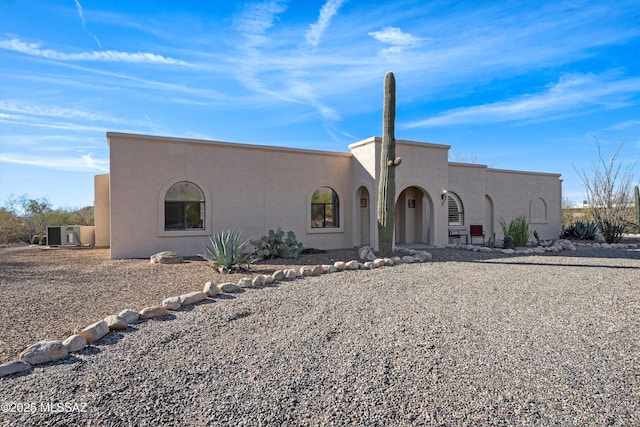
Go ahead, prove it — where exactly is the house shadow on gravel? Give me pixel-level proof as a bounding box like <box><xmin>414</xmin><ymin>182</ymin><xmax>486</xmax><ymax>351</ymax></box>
<box><xmin>475</xmin><ymin>259</ymin><xmax>640</xmax><ymax>270</ymax></box>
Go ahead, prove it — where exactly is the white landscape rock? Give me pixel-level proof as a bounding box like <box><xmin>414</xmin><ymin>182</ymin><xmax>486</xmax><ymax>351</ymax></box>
<box><xmin>311</xmin><ymin>265</ymin><xmax>325</xmax><ymax>275</ymax></box>
<box><xmin>345</xmin><ymin>260</ymin><xmax>359</xmax><ymax>270</ymax></box>
<box><xmin>300</xmin><ymin>266</ymin><xmax>313</xmax><ymax>277</ymax></box>
<box><xmin>162</xmin><ymin>296</ymin><xmax>182</xmax><ymax>310</ymax></box>
<box><xmin>264</xmin><ymin>275</ymin><xmax>275</xmax><ymax>284</ymax></box>
<box><xmin>149</xmin><ymin>251</ymin><xmax>183</xmax><ymax>264</ymax></box>
<box><xmin>501</xmin><ymin>249</ymin><xmax>515</xmax><ymax>254</ymax></box>
<box><xmin>284</xmin><ymin>269</ymin><xmax>298</xmax><ymax>280</ymax></box>
<box><xmin>139</xmin><ymin>306</ymin><xmax>169</xmax><ymax>319</ymax></box>
<box><xmin>414</xmin><ymin>252</ymin><xmax>432</xmax><ymax>262</ymax></box>
<box><xmin>238</xmin><ymin>278</ymin><xmax>253</xmax><ymax>288</ymax></box>
<box><xmin>359</xmin><ymin>246</ymin><xmax>373</xmax><ymax>260</ymax></box>
<box><xmin>118</xmin><ymin>309</ymin><xmax>140</xmax><ymax>324</ymax></box>
<box><xmin>19</xmin><ymin>340</ymin><xmax>68</xmax><ymax>365</ymax></box>
<box><xmin>252</xmin><ymin>275</ymin><xmax>266</xmax><ymax>287</ymax></box>
<box><xmin>0</xmin><ymin>360</ymin><xmax>32</xmax><ymax>377</ymax></box>
<box><xmin>104</xmin><ymin>314</ymin><xmax>129</xmax><ymax>330</ymax></box>
<box><xmin>203</xmin><ymin>281</ymin><xmax>219</xmax><ymax>297</ymax></box>
<box><xmin>218</xmin><ymin>282</ymin><xmax>241</xmax><ymax>293</ymax></box>
<box><xmin>180</xmin><ymin>291</ymin><xmax>207</xmax><ymax>305</ymax></box>
<box><xmin>373</xmin><ymin>258</ymin><xmax>387</xmax><ymax>268</ymax></box>
<box><xmin>391</xmin><ymin>256</ymin><xmax>403</xmax><ymax>264</ymax></box>
<box><xmin>401</xmin><ymin>256</ymin><xmax>415</xmax><ymax>263</ymax></box>
<box><xmin>62</xmin><ymin>334</ymin><xmax>87</xmax><ymax>352</ymax></box>
<box><xmin>78</xmin><ymin>320</ymin><xmax>110</xmax><ymax>343</ymax></box>
<box><xmin>334</xmin><ymin>261</ymin><xmax>347</xmax><ymax>271</ymax></box>
<box><xmin>322</xmin><ymin>264</ymin><xmax>337</xmax><ymax>273</ymax></box>
<box><xmin>272</xmin><ymin>270</ymin><xmax>285</xmax><ymax>281</ymax></box>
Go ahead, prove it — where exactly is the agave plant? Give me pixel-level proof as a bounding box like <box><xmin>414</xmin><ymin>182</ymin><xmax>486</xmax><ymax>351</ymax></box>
<box><xmin>560</xmin><ymin>221</ymin><xmax>597</xmax><ymax>240</ymax></box>
<box><xmin>200</xmin><ymin>230</ymin><xmax>255</xmax><ymax>273</ymax></box>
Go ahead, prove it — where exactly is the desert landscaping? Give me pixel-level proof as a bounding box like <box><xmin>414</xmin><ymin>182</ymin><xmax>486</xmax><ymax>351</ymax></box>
<box><xmin>1</xmin><ymin>242</ymin><xmax>638</xmax><ymax>425</ymax></box>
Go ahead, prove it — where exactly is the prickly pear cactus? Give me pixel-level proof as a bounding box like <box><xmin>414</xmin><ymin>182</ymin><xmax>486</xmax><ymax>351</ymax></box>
<box><xmin>377</xmin><ymin>72</ymin><xmax>402</xmax><ymax>253</ymax></box>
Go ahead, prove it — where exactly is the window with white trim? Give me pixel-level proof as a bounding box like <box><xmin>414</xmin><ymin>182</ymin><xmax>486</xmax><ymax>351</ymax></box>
<box><xmin>164</xmin><ymin>181</ymin><xmax>205</xmax><ymax>230</ymax></box>
<box><xmin>448</xmin><ymin>192</ymin><xmax>464</xmax><ymax>226</ymax></box>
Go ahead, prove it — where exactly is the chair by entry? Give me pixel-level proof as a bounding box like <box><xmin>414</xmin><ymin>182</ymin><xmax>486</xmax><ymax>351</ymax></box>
<box><xmin>469</xmin><ymin>224</ymin><xmax>485</xmax><ymax>244</ymax></box>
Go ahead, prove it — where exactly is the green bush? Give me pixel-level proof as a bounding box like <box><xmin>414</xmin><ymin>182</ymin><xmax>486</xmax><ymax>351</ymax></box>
<box><xmin>251</xmin><ymin>228</ymin><xmax>303</xmax><ymax>260</ymax></box>
<box><xmin>499</xmin><ymin>216</ymin><xmax>531</xmax><ymax>247</ymax></box>
<box><xmin>200</xmin><ymin>230</ymin><xmax>255</xmax><ymax>273</ymax></box>
<box><xmin>560</xmin><ymin>220</ymin><xmax>597</xmax><ymax>240</ymax></box>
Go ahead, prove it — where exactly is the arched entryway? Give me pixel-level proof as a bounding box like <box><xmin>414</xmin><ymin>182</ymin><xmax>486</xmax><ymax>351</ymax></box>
<box><xmin>355</xmin><ymin>186</ymin><xmax>371</xmax><ymax>246</ymax></box>
<box><xmin>485</xmin><ymin>194</ymin><xmax>494</xmax><ymax>239</ymax></box>
<box><xmin>395</xmin><ymin>186</ymin><xmax>432</xmax><ymax>245</ymax></box>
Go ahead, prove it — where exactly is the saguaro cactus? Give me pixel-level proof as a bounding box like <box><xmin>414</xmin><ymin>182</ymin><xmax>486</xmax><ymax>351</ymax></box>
<box><xmin>377</xmin><ymin>71</ymin><xmax>402</xmax><ymax>253</ymax></box>
<box><xmin>634</xmin><ymin>185</ymin><xmax>639</xmax><ymax>231</ymax></box>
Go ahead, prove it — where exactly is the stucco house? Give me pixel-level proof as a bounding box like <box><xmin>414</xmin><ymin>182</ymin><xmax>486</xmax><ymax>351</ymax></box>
<box><xmin>94</xmin><ymin>132</ymin><xmax>562</xmax><ymax>259</ymax></box>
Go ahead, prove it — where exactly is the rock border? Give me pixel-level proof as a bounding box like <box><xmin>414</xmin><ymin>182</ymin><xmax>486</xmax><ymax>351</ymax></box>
<box><xmin>2</xmin><ymin>241</ymin><xmax>636</xmax><ymax>378</ymax></box>
<box><xmin>0</xmin><ymin>247</ymin><xmax>432</xmax><ymax>378</ymax></box>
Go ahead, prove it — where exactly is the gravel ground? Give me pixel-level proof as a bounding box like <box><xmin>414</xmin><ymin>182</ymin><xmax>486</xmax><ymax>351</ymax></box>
<box><xmin>1</xmin><ymin>245</ymin><xmax>639</xmax><ymax>426</ymax></box>
<box><xmin>0</xmin><ymin>245</ymin><xmax>365</xmax><ymax>364</ymax></box>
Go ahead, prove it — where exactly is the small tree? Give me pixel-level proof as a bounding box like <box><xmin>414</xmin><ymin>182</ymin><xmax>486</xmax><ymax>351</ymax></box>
<box><xmin>576</xmin><ymin>139</ymin><xmax>636</xmax><ymax>243</ymax></box>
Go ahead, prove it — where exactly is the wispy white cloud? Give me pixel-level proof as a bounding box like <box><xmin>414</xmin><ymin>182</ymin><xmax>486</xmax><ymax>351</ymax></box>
<box><xmin>0</xmin><ymin>103</ymin><xmax>152</xmax><ymax>134</ymax></box>
<box><xmin>2</xmin><ymin>100</ymin><xmax>115</xmax><ymax>122</ymax></box>
<box><xmin>368</xmin><ymin>26</ymin><xmax>421</xmax><ymax>55</ymax></box>
<box><xmin>0</xmin><ymin>115</ymin><xmax>109</xmax><ymax>132</ymax></box>
<box><xmin>405</xmin><ymin>73</ymin><xmax>640</xmax><ymax>128</ymax></box>
<box><xmin>605</xmin><ymin>119</ymin><xmax>640</xmax><ymax>131</ymax></box>
<box><xmin>305</xmin><ymin>0</ymin><xmax>347</xmax><ymax>47</ymax></box>
<box><xmin>369</xmin><ymin>26</ymin><xmax>419</xmax><ymax>46</ymax></box>
<box><xmin>0</xmin><ymin>37</ymin><xmax>189</xmax><ymax>65</ymax></box>
<box><xmin>237</xmin><ymin>1</ymin><xmax>288</xmax><ymax>49</ymax></box>
<box><xmin>0</xmin><ymin>152</ymin><xmax>109</xmax><ymax>173</ymax></box>
<box><xmin>74</xmin><ymin>0</ymin><xmax>103</xmax><ymax>49</ymax></box>
<box><xmin>0</xmin><ymin>100</ymin><xmax>154</xmax><ymax>130</ymax></box>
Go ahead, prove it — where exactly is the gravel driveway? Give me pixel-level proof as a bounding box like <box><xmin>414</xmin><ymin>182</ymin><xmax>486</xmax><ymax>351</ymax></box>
<box><xmin>1</xmin><ymin>247</ymin><xmax>639</xmax><ymax>426</ymax></box>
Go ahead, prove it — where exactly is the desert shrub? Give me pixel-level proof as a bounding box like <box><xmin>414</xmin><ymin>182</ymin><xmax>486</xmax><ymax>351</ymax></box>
<box><xmin>576</xmin><ymin>139</ymin><xmax>636</xmax><ymax>243</ymax></box>
<box><xmin>499</xmin><ymin>216</ymin><xmax>531</xmax><ymax>247</ymax></box>
<box><xmin>0</xmin><ymin>207</ymin><xmax>30</xmax><ymax>243</ymax></box>
<box><xmin>561</xmin><ymin>220</ymin><xmax>598</xmax><ymax>240</ymax></box>
<box><xmin>251</xmin><ymin>228</ymin><xmax>303</xmax><ymax>260</ymax></box>
<box><xmin>200</xmin><ymin>230</ymin><xmax>255</xmax><ymax>273</ymax></box>
<box><xmin>1</xmin><ymin>194</ymin><xmax>95</xmax><ymax>243</ymax></box>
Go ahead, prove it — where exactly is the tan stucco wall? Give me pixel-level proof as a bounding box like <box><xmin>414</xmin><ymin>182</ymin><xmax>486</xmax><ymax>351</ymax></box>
<box><xmin>79</xmin><ymin>226</ymin><xmax>95</xmax><ymax>246</ymax></box>
<box><xmin>94</xmin><ymin>174</ymin><xmax>110</xmax><ymax>247</ymax></box>
<box><xmin>350</xmin><ymin>138</ymin><xmax>451</xmax><ymax>248</ymax></box>
<box><xmin>485</xmin><ymin>168</ymin><xmax>562</xmax><ymax>241</ymax></box>
<box><xmin>108</xmin><ymin>133</ymin><xmax>354</xmax><ymax>258</ymax></box>
<box><xmin>102</xmin><ymin>132</ymin><xmax>562</xmax><ymax>258</ymax></box>
<box><xmin>448</xmin><ymin>163</ymin><xmax>562</xmax><ymax>242</ymax></box>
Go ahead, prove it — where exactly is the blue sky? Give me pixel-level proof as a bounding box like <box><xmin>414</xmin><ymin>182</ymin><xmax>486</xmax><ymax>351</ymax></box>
<box><xmin>1</xmin><ymin>0</ymin><xmax>639</xmax><ymax>210</ymax></box>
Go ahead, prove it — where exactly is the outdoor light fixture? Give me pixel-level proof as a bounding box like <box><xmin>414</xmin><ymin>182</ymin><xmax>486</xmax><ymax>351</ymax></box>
<box><xmin>441</xmin><ymin>189</ymin><xmax>447</xmax><ymax>201</ymax></box>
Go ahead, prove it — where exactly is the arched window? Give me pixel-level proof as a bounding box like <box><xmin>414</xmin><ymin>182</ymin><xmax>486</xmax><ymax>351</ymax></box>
<box><xmin>311</xmin><ymin>187</ymin><xmax>340</xmax><ymax>228</ymax></box>
<box><xmin>164</xmin><ymin>181</ymin><xmax>205</xmax><ymax>230</ymax></box>
<box><xmin>447</xmin><ymin>192</ymin><xmax>464</xmax><ymax>226</ymax></box>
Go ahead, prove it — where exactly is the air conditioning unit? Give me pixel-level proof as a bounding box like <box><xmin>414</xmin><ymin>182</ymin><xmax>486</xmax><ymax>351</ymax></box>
<box><xmin>47</xmin><ymin>226</ymin><xmax>81</xmax><ymax>246</ymax></box>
